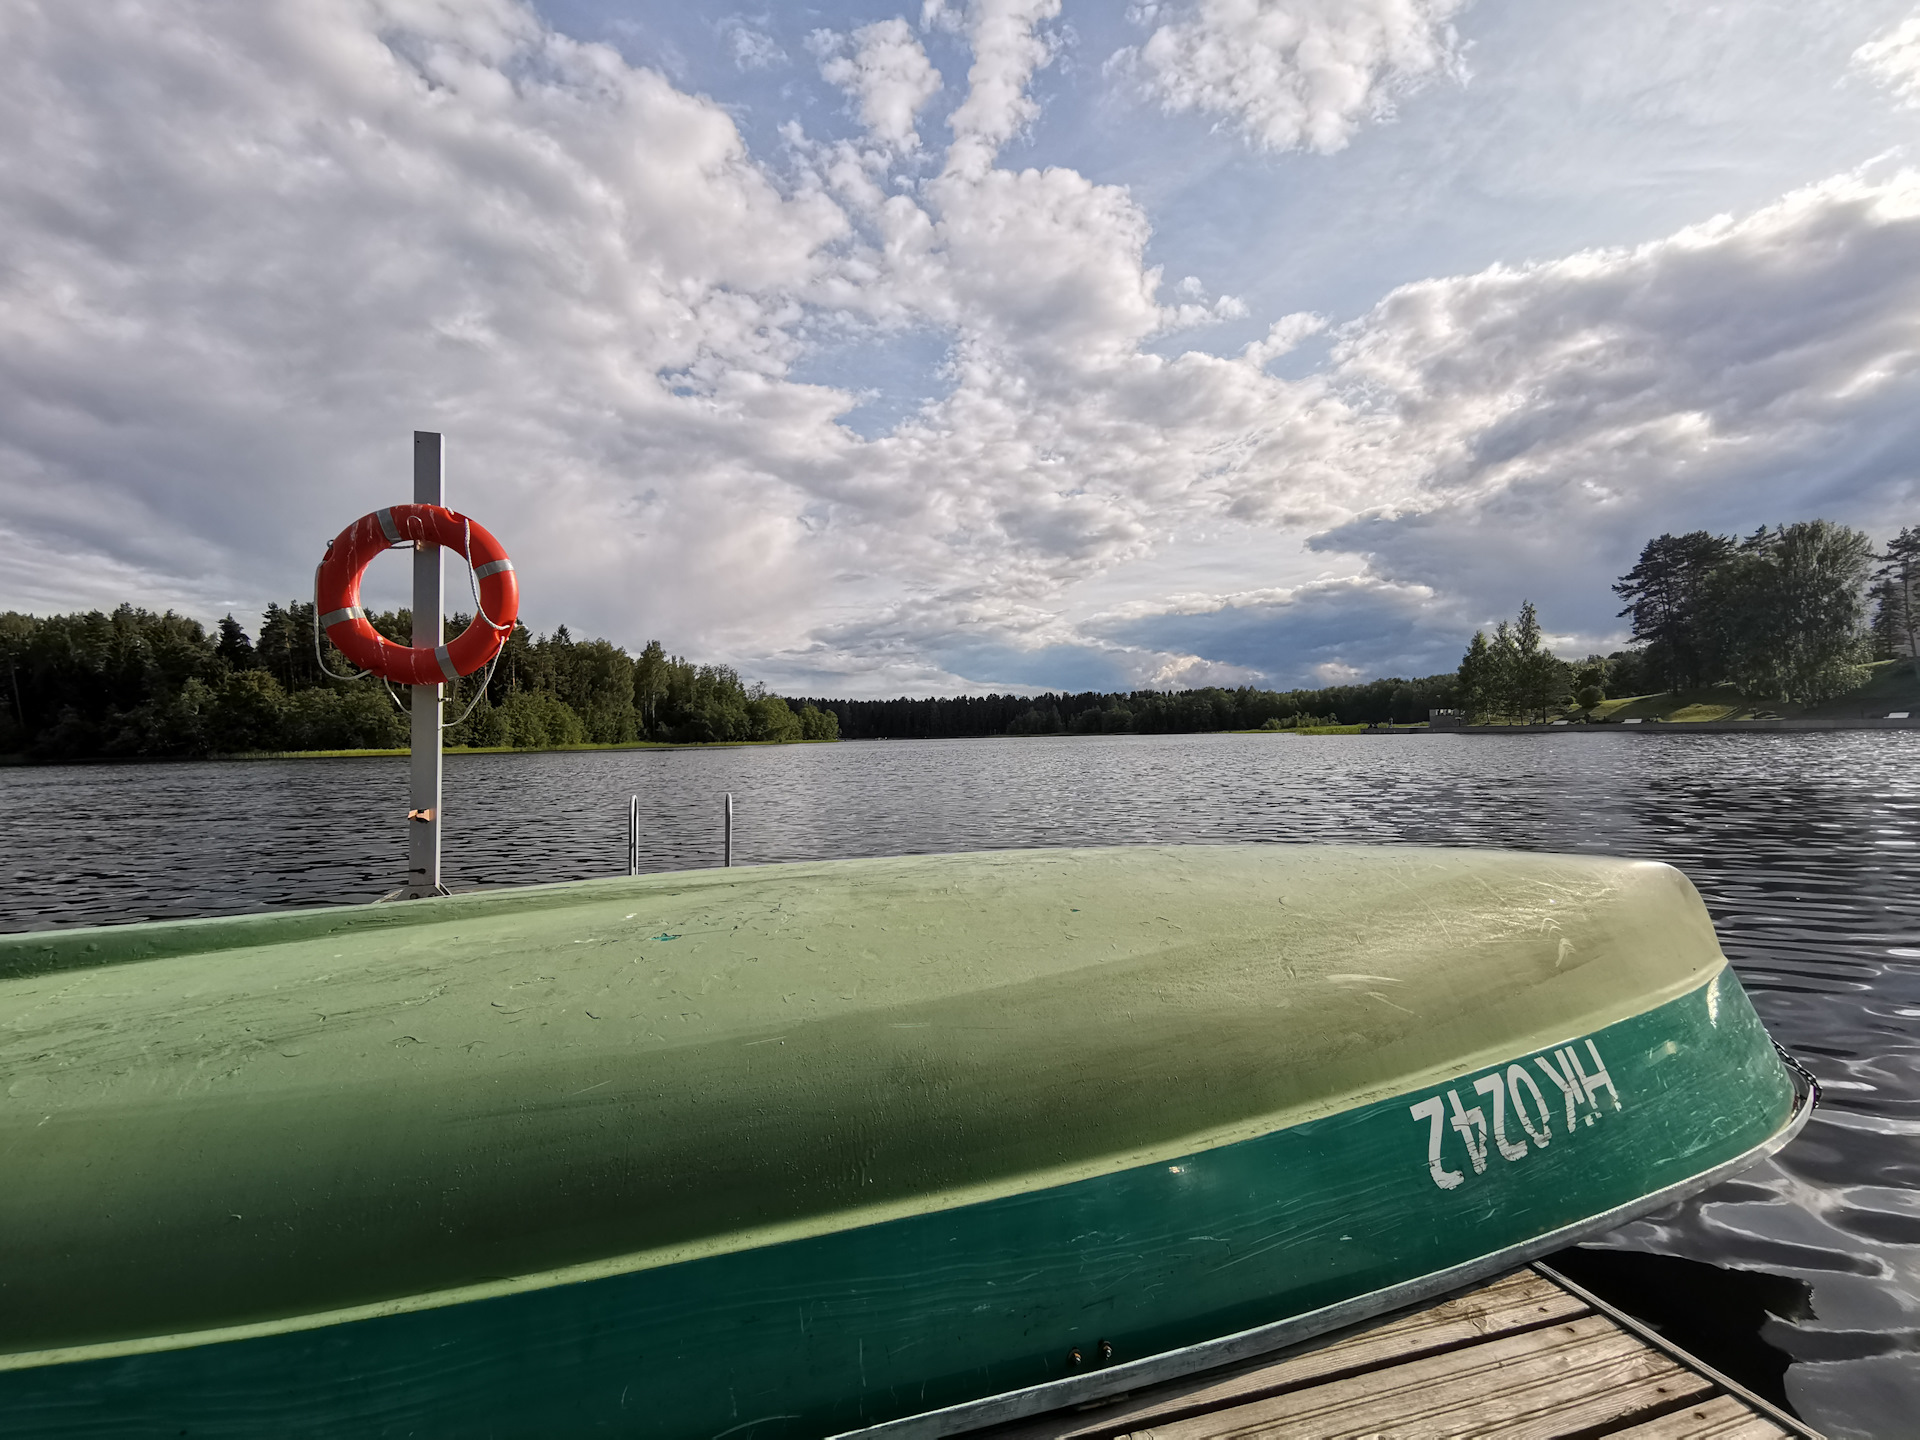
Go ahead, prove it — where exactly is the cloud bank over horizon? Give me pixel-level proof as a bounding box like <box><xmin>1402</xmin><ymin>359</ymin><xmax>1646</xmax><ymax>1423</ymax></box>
<box><xmin>1</xmin><ymin>0</ymin><xmax>1917</xmax><ymax>696</ymax></box>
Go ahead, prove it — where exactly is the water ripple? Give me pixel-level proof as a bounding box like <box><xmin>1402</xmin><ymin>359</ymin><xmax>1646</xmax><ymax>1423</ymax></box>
<box><xmin>3</xmin><ymin>730</ymin><xmax>1919</xmax><ymax>1436</ymax></box>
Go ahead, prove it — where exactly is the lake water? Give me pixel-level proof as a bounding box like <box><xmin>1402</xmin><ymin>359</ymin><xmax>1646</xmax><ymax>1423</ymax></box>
<box><xmin>4</xmin><ymin>731</ymin><xmax>1917</xmax><ymax>1438</ymax></box>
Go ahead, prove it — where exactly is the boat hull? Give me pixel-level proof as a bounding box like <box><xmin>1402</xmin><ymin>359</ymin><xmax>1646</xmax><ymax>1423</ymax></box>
<box><xmin>0</xmin><ymin>966</ymin><xmax>1798</xmax><ymax>1439</ymax></box>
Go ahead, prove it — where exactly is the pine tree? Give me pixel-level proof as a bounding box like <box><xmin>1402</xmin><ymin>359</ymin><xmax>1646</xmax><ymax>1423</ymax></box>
<box><xmin>1703</xmin><ymin>521</ymin><xmax>1873</xmax><ymax>701</ymax></box>
<box><xmin>633</xmin><ymin>639</ymin><xmax>670</xmax><ymax>738</ymax></box>
<box><xmin>1511</xmin><ymin>601</ymin><xmax>1571</xmax><ymax>722</ymax></box>
<box><xmin>1612</xmin><ymin>532</ymin><xmax>1736</xmax><ymax>692</ymax></box>
<box><xmin>1490</xmin><ymin>620</ymin><xmax>1519</xmax><ymax>722</ymax></box>
<box><xmin>253</xmin><ymin>603</ymin><xmax>297</xmax><ymax>691</ymax></box>
<box><xmin>1872</xmin><ymin>527</ymin><xmax>1920</xmax><ymax>667</ymax></box>
<box><xmin>214</xmin><ymin>614</ymin><xmax>255</xmax><ymax>669</ymax></box>
<box><xmin>1457</xmin><ymin>631</ymin><xmax>1496</xmax><ymax>723</ymax></box>
<box><xmin>1458</xmin><ymin>604</ymin><xmax>1569</xmax><ymax>723</ymax></box>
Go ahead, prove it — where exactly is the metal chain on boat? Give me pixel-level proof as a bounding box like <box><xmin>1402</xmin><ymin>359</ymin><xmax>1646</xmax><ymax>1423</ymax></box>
<box><xmin>1771</xmin><ymin>1038</ymin><xmax>1823</xmax><ymax>1116</ymax></box>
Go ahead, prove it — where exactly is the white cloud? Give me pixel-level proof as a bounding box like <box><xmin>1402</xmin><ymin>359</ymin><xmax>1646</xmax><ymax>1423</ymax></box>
<box><xmin>0</xmin><ymin>0</ymin><xmax>1274</xmax><ymax>693</ymax></box>
<box><xmin>1854</xmin><ymin>12</ymin><xmax>1920</xmax><ymax>107</ymax></box>
<box><xmin>719</xmin><ymin>17</ymin><xmax>786</xmax><ymax>72</ymax></box>
<box><xmin>1084</xmin><ymin>574</ymin><xmax>1459</xmax><ymax>684</ymax></box>
<box><xmin>1142</xmin><ymin>653</ymin><xmax>1268</xmax><ymax>687</ymax></box>
<box><xmin>945</xmin><ymin>0</ymin><xmax>1063</xmax><ymax>178</ymax></box>
<box><xmin>0</xmin><ymin>0</ymin><xmax>853</xmax><ymax>654</ymax></box>
<box><xmin>813</xmin><ymin>18</ymin><xmax>942</xmax><ymax>153</ymax></box>
<box><xmin>1293</xmin><ymin>165</ymin><xmax>1920</xmax><ymax>633</ymax></box>
<box><xmin>1242</xmin><ymin>311</ymin><xmax>1327</xmax><ymax>366</ymax></box>
<box><xmin>921</xmin><ymin>1</ymin><xmax>965</xmax><ymax>36</ymax></box>
<box><xmin>1</xmin><ymin>0</ymin><xmax>1917</xmax><ymax>696</ymax></box>
<box><xmin>1118</xmin><ymin>0</ymin><xmax>1468</xmax><ymax>153</ymax></box>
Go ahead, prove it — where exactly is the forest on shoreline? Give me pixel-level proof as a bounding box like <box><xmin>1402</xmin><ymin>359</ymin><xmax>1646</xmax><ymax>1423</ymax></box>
<box><xmin>1456</xmin><ymin>518</ymin><xmax>1912</xmax><ymax>723</ymax></box>
<box><xmin>0</xmin><ymin>602</ymin><xmax>1456</xmax><ymax>761</ymax></box>
<box><xmin>1</xmin><ymin>514</ymin><xmax>1908</xmax><ymax>760</ymax></box>
<box><xmin>0</xmin><ymin>605</ymin><xmax>839</xmax><ymax>760</ymax></box>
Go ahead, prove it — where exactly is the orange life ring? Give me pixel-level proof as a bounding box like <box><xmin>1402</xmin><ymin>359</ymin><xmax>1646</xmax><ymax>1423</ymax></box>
<box><xmin>315</xmin><ymin>504</ymin><xmax>519</xmax><ymax>685</ymax></box>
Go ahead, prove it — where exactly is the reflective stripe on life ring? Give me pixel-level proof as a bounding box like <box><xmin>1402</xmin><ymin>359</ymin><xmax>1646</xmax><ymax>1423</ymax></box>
<box><xmin>315</xmin><ymin>504</ymin><xmax>520</xmax><ymax>685</ymax></box>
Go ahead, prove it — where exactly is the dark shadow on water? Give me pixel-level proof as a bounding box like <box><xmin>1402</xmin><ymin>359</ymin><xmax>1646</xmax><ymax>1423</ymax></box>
<box><xmin>1544</xmin><ymin>1246</ymin><xmax>1813</xmax><ymax>1414</ymax></box>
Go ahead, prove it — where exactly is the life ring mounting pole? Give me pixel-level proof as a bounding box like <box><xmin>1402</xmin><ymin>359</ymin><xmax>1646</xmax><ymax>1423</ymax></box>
<box><xmin>406</xmin><ymin>430</ymin><xmax>446</xmax><ymax>900</ymax></box>
<box><xmin>315</xmin><ymin>437</ymin><xmax>518</xmax><ymax>901</ymax></box>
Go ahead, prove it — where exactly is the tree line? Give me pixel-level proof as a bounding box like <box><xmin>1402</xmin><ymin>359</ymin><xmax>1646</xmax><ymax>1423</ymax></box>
<box><xmin>12</xmin><ymin>512</ymin><xmax>1896</xmax><ymax>758</ymax></box>
<box><xmin>1455</xmin><ymin>517</ymin><xmax>1905</xmax><ymax>723</ymax></box>
<box><xmin>0</xmin><ymin>600</ymin><xmax>1467</xmax><ymax>759</ymax></box>
<box><xmin>0</xmin><ymin>603</ymin><xmax>838</xmax><ymax>760</ymax></box>
<box><xmin>786</xmin><ymin>675</ymin><xmax>1456</xmax><ymax>740</ymax></box>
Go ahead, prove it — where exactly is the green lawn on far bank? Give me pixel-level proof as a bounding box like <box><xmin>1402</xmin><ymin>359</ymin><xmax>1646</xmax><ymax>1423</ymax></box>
<box><xmin>1568</xmin><ymin>660</ymin><xmax>1919</xmax><ymax>725</ymax></box>
<box><xmin>1228</xmin><ymin>723</ymin><xmax>1380</xmax><ymax>735</ymax></box>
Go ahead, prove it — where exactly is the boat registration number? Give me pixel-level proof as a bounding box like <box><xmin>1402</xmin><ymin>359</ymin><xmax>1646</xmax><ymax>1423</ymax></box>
<box><xmin>1408</xmin><ymin>1039</ymin><xmax>1621</xmax><ymax>1190</ymax></box>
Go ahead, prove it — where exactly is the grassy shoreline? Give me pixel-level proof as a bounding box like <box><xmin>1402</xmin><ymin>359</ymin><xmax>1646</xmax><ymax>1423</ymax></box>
<box><xmin>1558</xmin><ymin>659</ymin><xmax>1918</xmax><ymax>726</ymax></box>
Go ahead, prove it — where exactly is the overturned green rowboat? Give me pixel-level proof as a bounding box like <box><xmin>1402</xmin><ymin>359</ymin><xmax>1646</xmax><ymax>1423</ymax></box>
<box><xmin>0</xmin><ymin>845</ymin><xmax>1810</xmax><ymax>1438</ymax></box>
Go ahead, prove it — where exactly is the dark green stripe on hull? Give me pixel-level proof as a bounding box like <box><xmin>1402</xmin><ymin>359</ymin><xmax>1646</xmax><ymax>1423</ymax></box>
<box><xmin>0</xmin><ymin>972</ymin><xmax>1792</xmax><ymax>1439</ymax></box>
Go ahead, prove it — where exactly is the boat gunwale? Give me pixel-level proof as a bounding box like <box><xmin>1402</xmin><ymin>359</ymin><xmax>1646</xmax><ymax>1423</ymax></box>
<box><xmin>828</xmin><ymin>1047</ymin><xmax>1820</xmax><ymax>1440</ymax></box>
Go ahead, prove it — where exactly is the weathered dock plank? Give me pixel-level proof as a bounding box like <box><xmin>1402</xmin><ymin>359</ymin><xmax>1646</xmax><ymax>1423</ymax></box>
<box><xmin>1609</xmin><ymin>1395</ymin><xmax>1793</xmax><ymax>1439</ymax></box>
<box><xmin>965</xmin><ymin>1267</ymin><xmax>1812</xmax><ymax>1440</ymax></box>
<box><xmin>986</xmin><ymin>1271</ymin><xmax>1586</xmax><ymax>1440</ymax></box>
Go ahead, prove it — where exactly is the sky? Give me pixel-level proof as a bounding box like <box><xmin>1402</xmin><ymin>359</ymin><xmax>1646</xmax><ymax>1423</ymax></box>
<box><xmin>2</xmin><ymin>0</ymin><xmax>1918</xmax><ymax>695</ymax></box>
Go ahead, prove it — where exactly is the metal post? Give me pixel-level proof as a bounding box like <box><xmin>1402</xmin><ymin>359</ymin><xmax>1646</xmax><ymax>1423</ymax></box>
<box><xmin>628</xmin><ymin>795</ymin><xmax>638</xmax><ymax>877</ymax></box>
<box><xmin>724</xmin><ymin>792</ymin><xmax>733</xmax><ymax>868</ymax></box>
<box><xmin>405</xmin><ymin>431</ymin><xmax>445</xmax><ymax>898</ymax></box>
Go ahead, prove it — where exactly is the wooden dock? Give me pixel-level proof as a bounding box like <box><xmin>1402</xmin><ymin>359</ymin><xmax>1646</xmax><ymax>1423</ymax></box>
<box><xmin>967</xmin><ymin>1266</ymin><xmax>1816</xmax><ymax>1440</ymax></box>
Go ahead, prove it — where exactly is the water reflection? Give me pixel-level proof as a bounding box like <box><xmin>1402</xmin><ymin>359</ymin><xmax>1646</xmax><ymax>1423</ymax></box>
<box><xmin>3</xmin><ymin>731</ymin><xmax>1919</xmax><ymax>1437</ymax></box>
